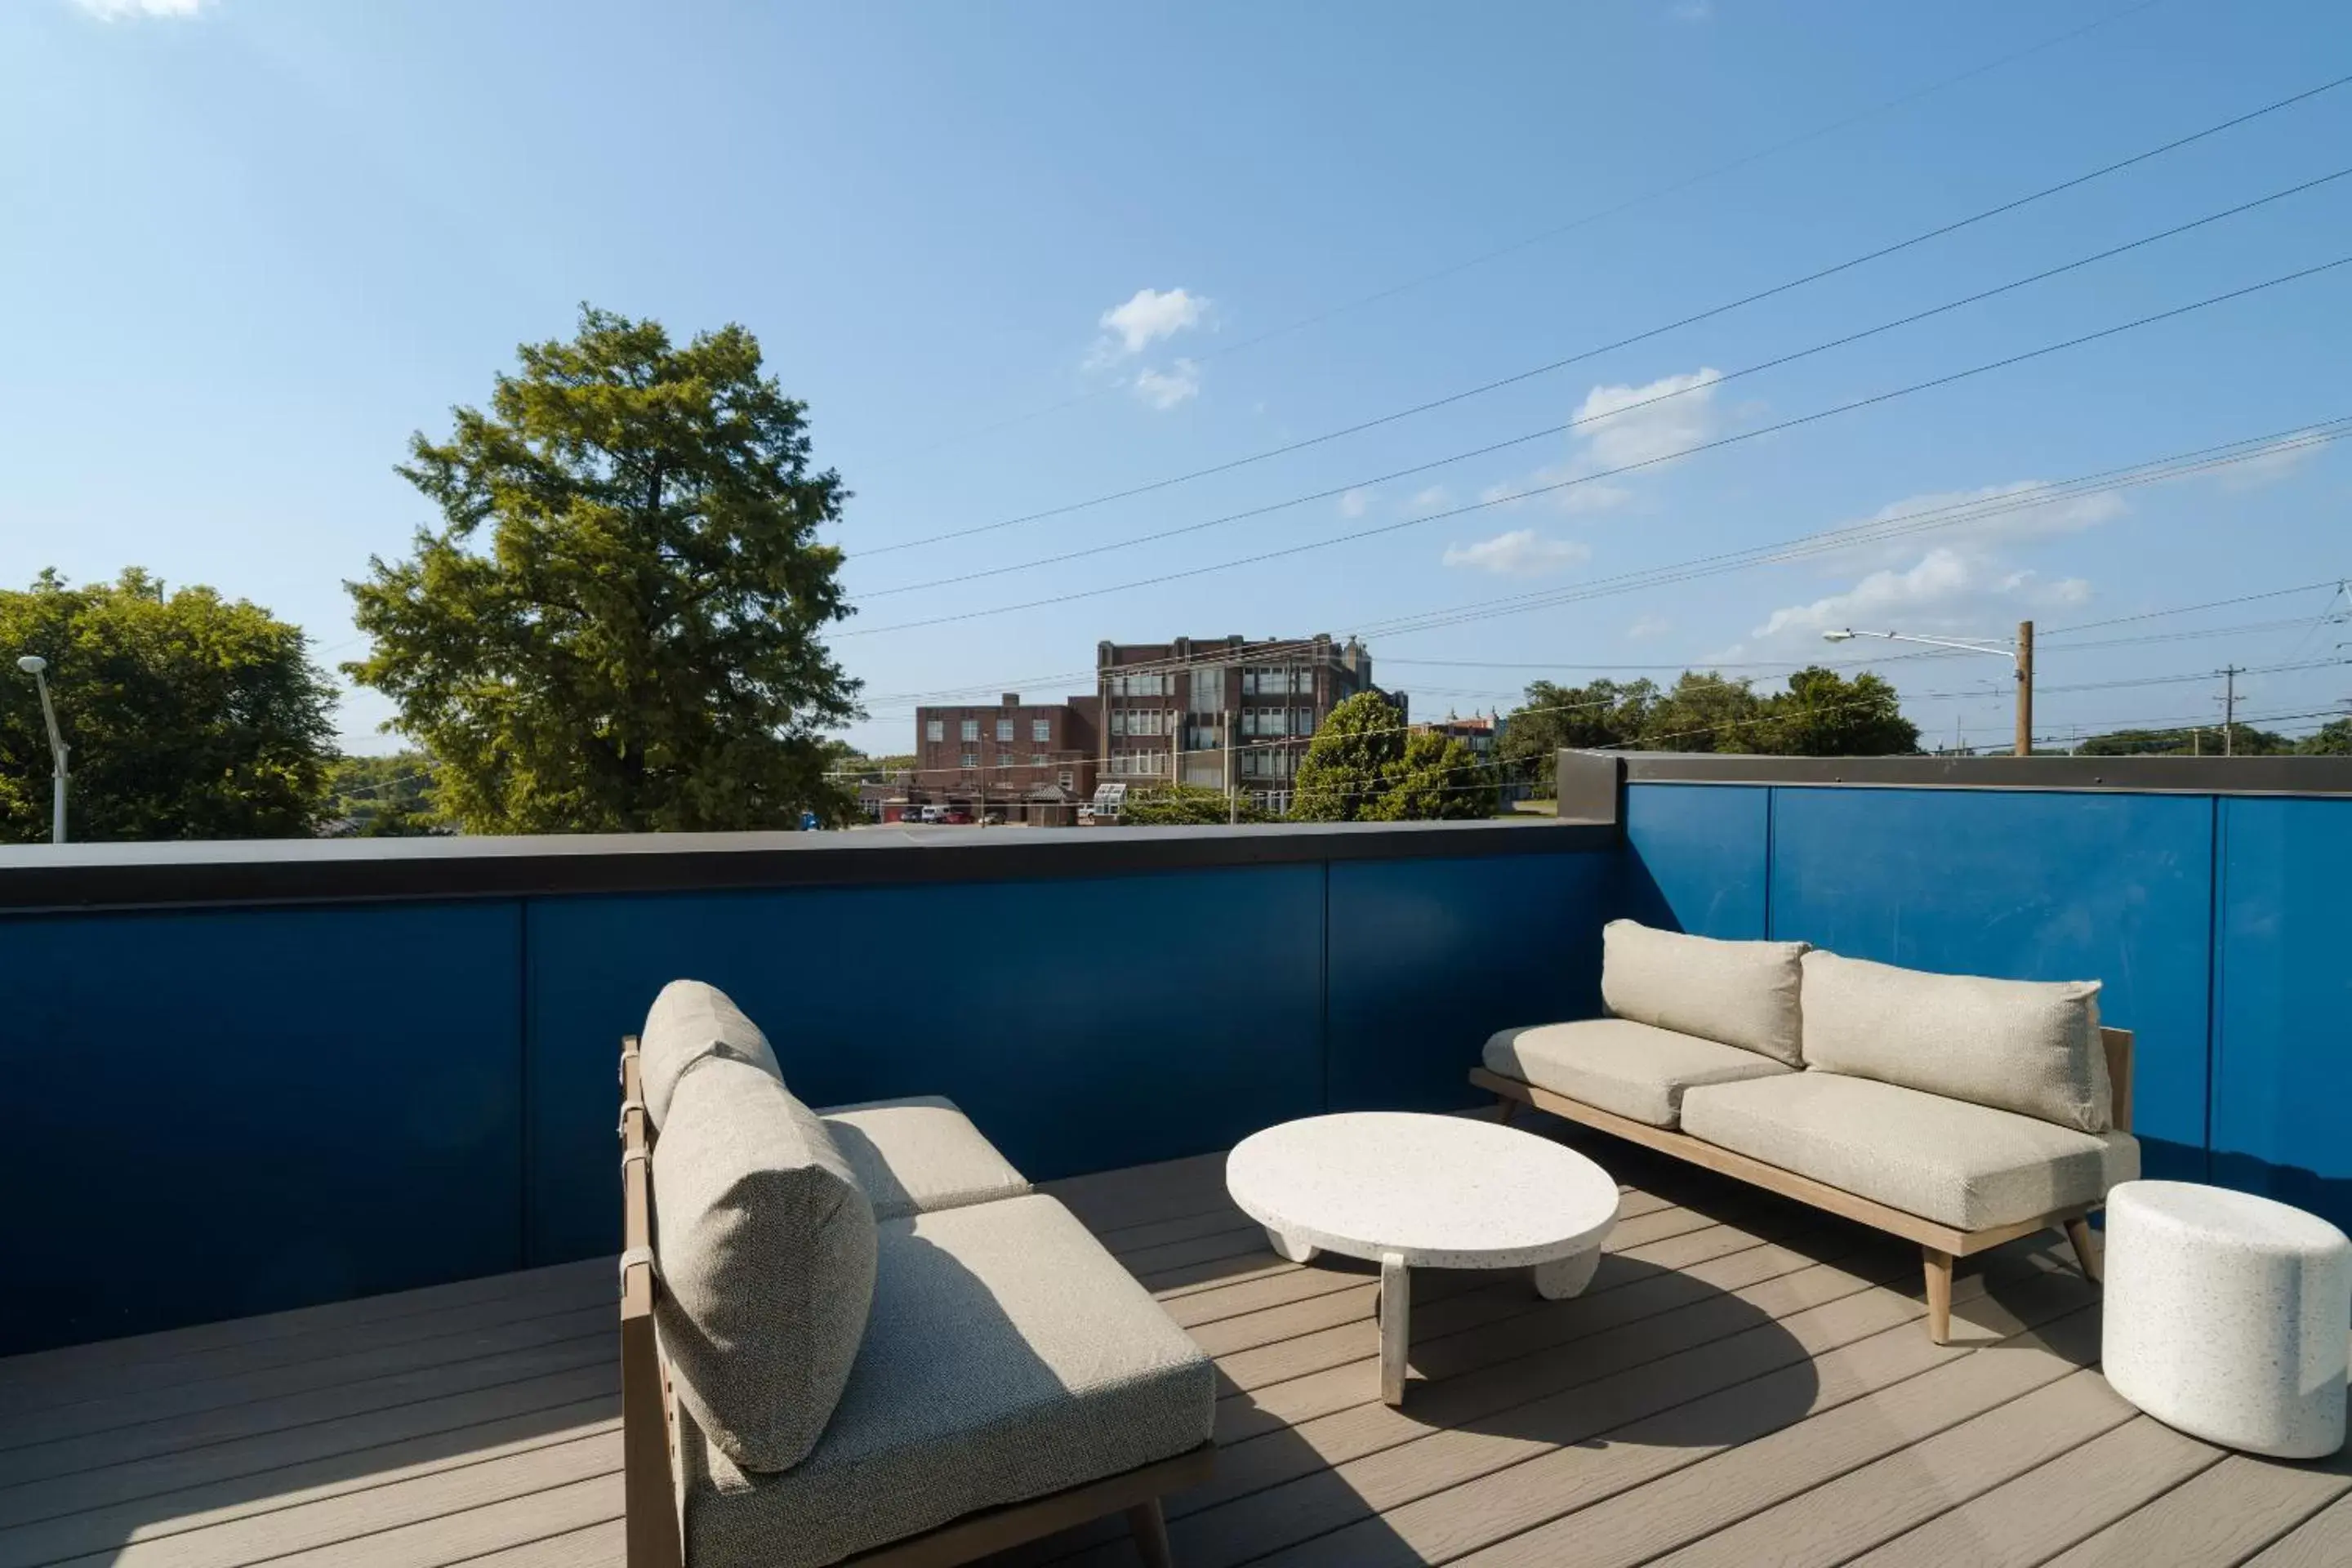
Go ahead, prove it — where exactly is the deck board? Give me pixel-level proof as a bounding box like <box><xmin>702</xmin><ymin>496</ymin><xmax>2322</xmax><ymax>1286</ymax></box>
<box><xmin>2</xmin><ymin>1121</ymin><xmax>2345</xmax><ymax>1568</ymax></box>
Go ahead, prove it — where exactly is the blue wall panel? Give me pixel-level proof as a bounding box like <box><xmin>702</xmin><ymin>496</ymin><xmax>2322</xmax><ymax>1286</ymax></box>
<box><xmin>1766</xmin><ymin>788</ymin><xmax>2215</xmax><ymax>1183</ymax></box>
<box><xmin>1622</xmin><ymin>784</ymin><xmax>1771</xmax><ymax>938</ymax></box>
<box><xmin>523</xmin><ymin>867</ymin><xmax>1327</xmax><ymax>1265</ymax></box>
<box><xmin>1326</xmin><ymin>852</ymin><xmax>1613</xmax><ymax>1113</ymax></box>
<box><xmin>2212</xmin><ymin>798</ymin><xmax>2352</xmax><ymax>1221</ymax></box>
<box><xmin>0</xmin><ymin>902</ymin><xmax>524</xmax><ymax>1356</ymax></box>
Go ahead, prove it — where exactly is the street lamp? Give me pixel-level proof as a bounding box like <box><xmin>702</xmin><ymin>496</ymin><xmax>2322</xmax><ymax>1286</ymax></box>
<box><xmin>16</xmin><ymin>655</ymin><xmax>68</xmax><ymax>843</ymax></box>
<box><xmin>1822</xmin><ymin>619</ymin><xmax>2036</xmax><ymax>757</ymax></box>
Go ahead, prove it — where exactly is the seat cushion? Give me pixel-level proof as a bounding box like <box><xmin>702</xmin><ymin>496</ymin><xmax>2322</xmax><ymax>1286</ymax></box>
<box><xmin>1680</xmin><ymin>1071</ymin><xmax>2139</xmax><ymax>1232</ymax></box>
<box><xmin>1483</xmin><ymin>1018</ymin><xmax>1795</xmax><ymax>1129</ymax></box>
<box><xmin>653</xmin><ymin>1057</ymin><xmax>876</xmax><ymax>1472</ymax></box>
<box><xmin>678</xmin><ymin>1193</ymin><xmax>1214</xmax><ymax>1568</ymax></box>
<box><xmin>817</xmin><ymin>1095</ymin><xmax>1031</xmax><ymax>1220</ymax></box>
<box><xmin>1800</xmin><ymin>951</ymin><xmax>2112</xmax><ymax>1133</ymax></box>
<box><xmin>638</xmin><ymin>978</ymin><xmax>784</xmax><ymax>1129</ymax></box>
<box><xmin>1601</xmin><ymin>920</ymin><xmax>1811</xmax><ymax>1066</ymax></box>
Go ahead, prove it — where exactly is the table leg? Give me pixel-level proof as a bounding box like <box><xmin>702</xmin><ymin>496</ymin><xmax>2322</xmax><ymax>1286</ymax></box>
<box><xmin>1534</xmin><ymin>1249</ymin><xmax>1600</xmax><ymax>1300</ymax></box>
<box><xmin>1265</xmin><ymin>1227</ymin><xmax>1319</xmax><ymax>1264</ymax></box>
<box><xmin>1379</xmin><ymin>1252</ymin><xmax>1410</xmax><ymax>1406</ymax></box>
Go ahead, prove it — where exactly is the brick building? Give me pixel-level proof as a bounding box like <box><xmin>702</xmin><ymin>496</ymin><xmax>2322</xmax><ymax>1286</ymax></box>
<box><xmin>906</xmin><ymin>693</ymin><xmax>1099</xmax><ymax>823</ymax></box>
<box><xmin>1094</xmin><ymin>634</ymin><xmax>1404</xmax><ymax>816</ymax></box>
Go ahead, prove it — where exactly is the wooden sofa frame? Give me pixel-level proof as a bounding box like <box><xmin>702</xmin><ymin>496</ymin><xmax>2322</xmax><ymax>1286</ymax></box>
<box><xmin>1470</xmin><ymin>1026</ymin><xmax>2134</xmax><ymax>1344</ymax></box>
<box><xmin>619</xmin><ymin>1037</ymin><xmax>1213</xmax><ymax>1568</ymax></box>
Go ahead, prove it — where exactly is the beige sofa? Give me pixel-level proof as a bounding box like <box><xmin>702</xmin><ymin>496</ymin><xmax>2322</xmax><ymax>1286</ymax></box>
<box><xmin>618</xmin><ymin>981</ymin><xmax>1214</xmax><ymax>1568</ymax></box>
<box><xmin>1470</xmin><ymin>920</ymin><xmax>2138</xmax><ymax>1343</ymax></box>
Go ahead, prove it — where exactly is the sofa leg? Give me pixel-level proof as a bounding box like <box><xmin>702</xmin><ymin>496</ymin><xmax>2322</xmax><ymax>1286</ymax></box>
<box><xmin>1923</xmin><ymin>1247</ymin><xmax>1954</xmax><ymax>1345</ymax></box>
<box><xmin>1493</xmin><ymin>1095</ymin><xmax>1518</xmax><ymax>1126</ymax></box>
<box><xmin>2065</xmin><ymin>1217</ymin><xmax>2103</xmax><ymax>1283</ymax></box>
<box><xmin>1126</xmin><ymin>1500</ymin><xmax>1174</xmax><ymax>1568</ymax></box>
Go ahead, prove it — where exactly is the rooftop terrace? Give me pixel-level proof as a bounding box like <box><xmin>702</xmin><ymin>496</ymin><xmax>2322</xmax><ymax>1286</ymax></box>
<box><xmin>2</xmin><ymin>750</ymin><xmax>2348</xmax><ymax>1565</ymax></box>
<box><xmin>4</xmin><ymin>1130</ymin><xmax>2349</xmax><ymax>1568</ymax></box>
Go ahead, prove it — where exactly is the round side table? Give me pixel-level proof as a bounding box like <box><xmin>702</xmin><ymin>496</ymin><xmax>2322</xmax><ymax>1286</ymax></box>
<box><xmin>2102</xmin><ymin>1179</ymin><xmax>2351</xmax><ymax>1459</ymax></box>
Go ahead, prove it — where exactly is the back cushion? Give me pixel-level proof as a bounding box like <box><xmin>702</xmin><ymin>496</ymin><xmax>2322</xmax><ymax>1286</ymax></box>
<box><xmin>1601</xmin><ymin>920</ymin><xmax>1810</xmax><ymax>1066</ymax></box>
<box><xmin>639</xmin><ymin>978</ymin><xmax>784</xmax><ymax>1129</ymax></box>
<box><xmin>653</xmin><ymin>1055</ymin><xmax>878</xmax><ymax>1472</ymax></box>
<box><xmin>1800</xmin><ymin>951</ymin><xmax>2111</xmax><ymax>1133</ymax></box>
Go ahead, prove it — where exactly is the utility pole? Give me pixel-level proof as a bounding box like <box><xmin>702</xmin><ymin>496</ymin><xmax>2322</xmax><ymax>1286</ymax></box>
<box><xmin>2014</xmin><ymin>619</ymin><xmax>2035</xmax><ymax>758</ymax></box>
<box><xmin>2221</xmin><ymin>664</ymin><xmax>2243</xmax><ymax>756</ymax></box>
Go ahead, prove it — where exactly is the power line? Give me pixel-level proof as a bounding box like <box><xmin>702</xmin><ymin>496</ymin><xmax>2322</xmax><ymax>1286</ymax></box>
<box><xmin>843</xmin><ymin>438</ymin><xmax>2350</xmax><ymax>724</ymax></box>
<box><xmin>842</xmin><ymin>261</ymin><xmax>2352</xmax><ymax>642</ymax></box>
<box><xmin>889</xmin><ymin>0</ymin><xmax>2176</xmax><ymax>462</ymax></box>
<box><xmin>865</xmin><ymin>172</ymin><xmax>2352</xmax><ymax>606</ymax></box>
<box><xmin>861</xmin><ymin>167</ymin><xmax>2352</xmax><ymax>604</ymax></box>
<box><xmin>857</xmin><ymin>70</ymin><xmax>2352</xmax><ymax>559</ymax></box>
<box><xmin>2042</xmin><ymin>577</ymin><xmax>2352</xmax><ymax>636</ymax></box>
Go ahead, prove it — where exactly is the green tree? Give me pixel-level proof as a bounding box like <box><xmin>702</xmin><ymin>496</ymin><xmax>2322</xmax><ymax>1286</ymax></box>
<box><xmin>1117</xmin><ymin>782</ymin><xmax>1269</xmax><ymax>826</ymax></box>
<box><xmin>1372</xmin><ymin>728</ymin><xmax>1499</xmax><ymax>820</ymax></box>
<box><xmin>2300</xmin><ymin>718</ymin><xmax>2352</xmax><ymax>755</ymax></box>
<box><xmin>1499</xmin><ymin>679</ymin><xmax>1655</xmax><ymax>797</ymax></box>
<box><xmin>1291</xmin><ymin>693</ymin><xmax>1498</xmax><ymax>821</ymax></box>
<box><xmin>345</xmin><ymin>306</ymin><xmax>861</xmax><ymax>834</ymax></box>
<box><xmin>1760</xmin><ymin>666</ymin><xmax>1920</xmax><ymax>756</ymax></box>
<box><xmin>1636</xmin><ymin>672</ymin><xmax>1770</xmax><ymax>753</ymax></box>
<box><xmin>1291</xmin><ymin>692</ymin><xmax>1407</xmax><ymax>822</ymax></box>
<box><xmin>2077</xmin><ymin>725</ymin><xmax>2294</xmax><ymax>757</ymax></box>
<box><xmin>0</xmin><ymin>568</ymin><xmax>337</xmax><ymax>843</ymax></box>
<box><xmin>325</xmin><ymin>751</ymin><xmax>443</xmax><ymax>836</ymax></box>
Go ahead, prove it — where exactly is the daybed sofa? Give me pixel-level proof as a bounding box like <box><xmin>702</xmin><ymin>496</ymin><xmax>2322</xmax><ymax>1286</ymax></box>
<box><xmin>618</xmin><ymin>980</ymin><xmax>1214</xmax><ymax>1568</ymax></box>
<box><xmin>1470</xmin><ymin>920</ymin><xmax>2137</xmax><ymax>1343</ymax></box>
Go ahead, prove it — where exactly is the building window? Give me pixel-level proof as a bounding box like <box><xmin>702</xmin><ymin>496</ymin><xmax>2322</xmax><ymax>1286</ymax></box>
<box><xmin>1058</xmin><ymin>768</ymin><xmax>1075</xmax><ymax>790</ymax></box>
<box><xmin>925</xmin><ymin>719</ymin><xmax>944</xmax><ymax>742</ymax></box>
<box><xmin>1030</xmin><ymin>753</ymin><xmax>1049</xmax><ymax>766</ymax></box>
<box><xmin>960</xmin><ymin>753</ymin><xmax>977</xmax><ymax>770</ymax></box>
<box><xmin>1109</xmin><ymin>671</ymin><xmax>1165</xmax><ymax>697</ymax></box>
<box><xmin>996</xmin><ymin>719</ymin><xmax>1014</xmax><ymax>742</ymax></box>
<box><xmin>960</xmin><ymin>719</ymin><xmax>980</xmax><ymax>742</ymax></box>
<box><xmin>1188</xmin><ymin>667</ymin><xmax>1224</xmax><ymax>712</ymax></box>
<box><xmin>1031</xmin><ymin>719</ymin><xmax>1051</xmax><ymax>742</ymax></box>
<box><xmin>1243</xmin><ymin>666</ymin><xmax>1306</xmax><ymax>697</ymax></box>
<box><xmin>1297</xmin><ymin>708</ymin><xmax>1316</xmax><ymax>735</ymax></box>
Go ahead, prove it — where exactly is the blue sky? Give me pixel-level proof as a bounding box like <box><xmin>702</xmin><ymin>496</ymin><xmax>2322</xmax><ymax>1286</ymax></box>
<box><xmin>3</xmin><ymin>0</ymin><xmax>2348</xmax><ymax>757</ymax></box>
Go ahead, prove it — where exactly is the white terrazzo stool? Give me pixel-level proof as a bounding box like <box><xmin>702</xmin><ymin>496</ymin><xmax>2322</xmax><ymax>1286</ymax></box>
<box><xmin>2102</xmin><ymin>1179</ymin><xmax>2352</xmax><ymax>1459</ymax></box>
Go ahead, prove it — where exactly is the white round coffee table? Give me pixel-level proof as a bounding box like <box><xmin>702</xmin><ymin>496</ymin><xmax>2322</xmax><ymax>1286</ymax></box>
<box><xmin>1225</xmin><ymin>1111</ymin><xmax>1619</xmax><ymax>1405</ymax></box>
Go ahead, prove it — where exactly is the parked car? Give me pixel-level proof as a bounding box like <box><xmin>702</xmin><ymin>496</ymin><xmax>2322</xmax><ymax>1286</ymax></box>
<box><xmin>940</xmin><ymin>808</ymin><xmax>974</xmax><ymax>825</ymax></box>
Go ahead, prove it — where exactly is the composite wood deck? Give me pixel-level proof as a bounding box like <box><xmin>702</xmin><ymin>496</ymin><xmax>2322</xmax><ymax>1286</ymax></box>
<box><xmin>2</xmin><ymin>1122</ymin><xmax>2346</xmax><ymax>1568</ymax></box>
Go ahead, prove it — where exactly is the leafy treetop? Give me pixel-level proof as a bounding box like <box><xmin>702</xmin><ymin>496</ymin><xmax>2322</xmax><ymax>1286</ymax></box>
<box><xmin>346</xmin><ymin>306</ymin><xmax>861</xmax><ymax>834</ymax></box>
<box><xmin>1499</xmin><ymin>665</ymin><xmax>1919</xmax><ymax>793</ymax></box>
<box><xmin>1291</xmin><ymin>691</ymin><xmax>1498</xmax><ymax>822</ymax></box>
<box><xmin>0</xmin><ymin>568</ymin><xmax>337</xmax><ymax>843</ymax></box>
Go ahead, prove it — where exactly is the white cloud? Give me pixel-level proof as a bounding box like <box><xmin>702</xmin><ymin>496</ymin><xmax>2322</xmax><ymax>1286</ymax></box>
<box><xmin>1130</xmin><ymin>359</ymin><xmax>1200</xmax><ymax>411</ymax></box>
<box><xmin>1442</xmin><ymin>529</ymin><xmax>1592</xmax><ymax>577</ymax></box>
<box><xmin>1409</xmin><ymin>484</ymin><xmax>1454</xmax><ymax>514</ymax></box>
<box><xmin>1096</xmin><ymin>287</ymin><xmax>1208</xmax><ymax>358</ymax></box>
<box><xmin>1338</xmin><ymin>488</ymin><xmax>1373</xmax><ymax>519</ymax></box>
<box><xmin>1627</xmin><ymin>613</ymin><xmax>1672</xmax><ymax>641</ymax></box>
<box><xmin>1480</xmin><ymin>470</ymin><xmax>1634</xmax><ymax>515</ymax></box>
<box><xmin>1572</xmin><ymin>368</ymin><xmax>1723</xmax><ymax>470</ymax></box>
<box><xmin>72</xmin><ymin>0</ymin><xmax>207</xmax><ymax>15</ymax></box>
<box><xmin>2208</xmin><ymin>436</ymin><xmax>2323</xmax><ymax>492</ymax></box>
<box><xmin>1750</xmin><ymin>546</ymin><xmax>2092</xmax><ymax>644</ymax></box>
<box><xmin>1816</xmin><ymin>482</ymin><xmax>2123</xmax><ymax>572</ymax></box>
<box><xmin>1672</xmin><ymin>1</ymin><xmax>1714</xmax><ymax>20</ymax></box>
